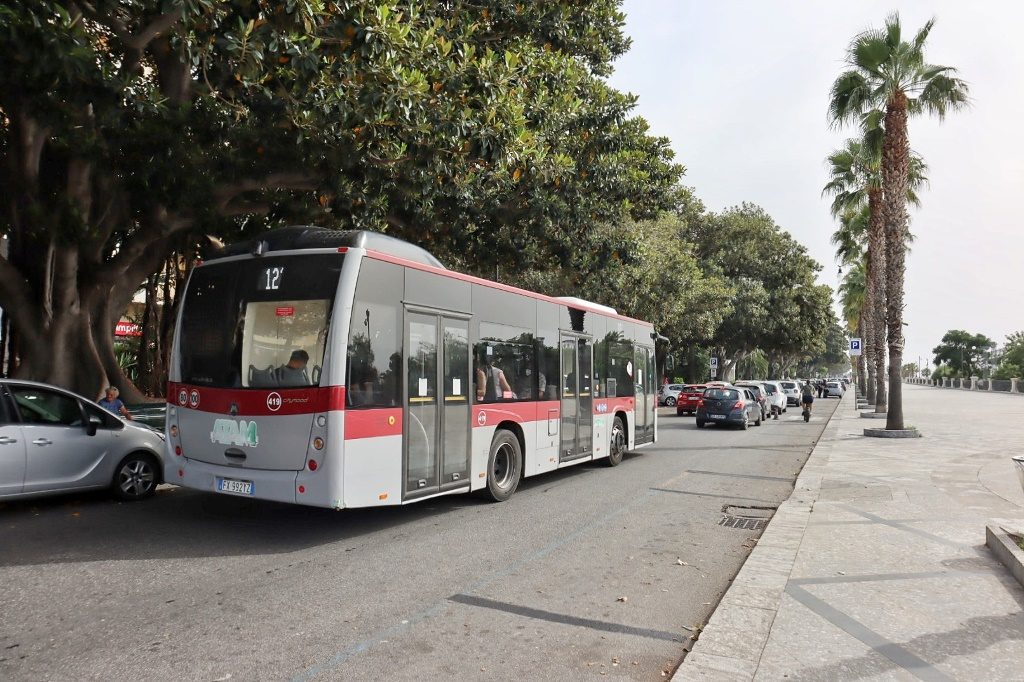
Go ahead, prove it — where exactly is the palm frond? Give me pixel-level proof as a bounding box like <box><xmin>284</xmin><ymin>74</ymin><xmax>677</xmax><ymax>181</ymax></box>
<box><xmin>828</xmin><ymin>71</ymin><xmax>874</xmax><ymax>127</ymax></box>
<box><xmin>918</xmin><ymin>73</ymin><xmax>971</xmax><ymax>119</ymax></box>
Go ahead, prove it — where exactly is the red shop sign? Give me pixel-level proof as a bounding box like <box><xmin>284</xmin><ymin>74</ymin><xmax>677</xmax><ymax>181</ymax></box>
<box><xmin>115</xmin><ymin>320</ymin><xmax>142</xmax><ymax>337</ymax></box>
<box><xmin>275</xmin><ymin>306</ymin><xmax>295</xmax><ymax>317</ymax></box>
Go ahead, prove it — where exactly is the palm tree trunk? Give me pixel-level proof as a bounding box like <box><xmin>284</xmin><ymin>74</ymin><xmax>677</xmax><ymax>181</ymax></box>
<box><xmin>856</xmin><ymin>316</ymin><xmax>867</xmax><ymax>396</ymax></box>
<box><xmin>866</xmin><ymin>192</ymin><xmax>887</xmax><ymax>413</ymax></box>
<box><xmin>883</xmin><ymin>94</ymin><xmax>910</xmax><ymax>430</ymax></box>
<box><xmin>862</xmin><ymin>295</ymin><xmax>875</xmax><ymax>400</ymax></box>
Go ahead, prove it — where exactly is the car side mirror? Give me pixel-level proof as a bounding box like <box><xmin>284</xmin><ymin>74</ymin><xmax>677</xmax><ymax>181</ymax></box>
<box><xmin>86</xmin><ymin>415</ymin><xmax>101</xmax><ymax>437</ymax></box>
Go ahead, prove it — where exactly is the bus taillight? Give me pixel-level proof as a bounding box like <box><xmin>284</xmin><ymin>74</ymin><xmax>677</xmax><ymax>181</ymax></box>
<box><xmin>175</xmin><ymin>445</ymin><xmax>182</xmax><ymax>456</ymax></box>
<box><xmin>307</xmin><ymin>459</ymin><xmax>318</xmax><ymax>471</ymax></box>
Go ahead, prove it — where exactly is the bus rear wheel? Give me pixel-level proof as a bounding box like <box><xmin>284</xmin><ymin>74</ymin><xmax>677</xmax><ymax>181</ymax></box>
<box><xmin>606</xmin><ymin>416</ymin><xmax>626</xmax><ymax>467</ymax></box>
<box><xmin>481</xmin><ymin>430</ymin><xmax>522</xmax><ymax>502</ymax></box>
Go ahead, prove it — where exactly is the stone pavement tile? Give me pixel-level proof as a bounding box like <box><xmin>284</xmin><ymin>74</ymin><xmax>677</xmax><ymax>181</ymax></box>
<box><xmin>788</xmin><ymin>524</ymin><xmax>976</xmax><ymax>580</ymax></box>
<box><xmin>730</xmin><ymin>555</ymin><xmax>790</xmax><ymax>592</ymax></box>
<box><xmin>977</xmin><ymin>458</ymin><xmax>1024</xmax><ymax>507</ymax></box>
<box><xmin>718</xmin><ymin>583</ymin><xmax>781</xmax><ymax>612</ymax></box>
<box><xmin>753</xmin><ymin>519</ymin><xmax>808</xmax><ymax>551</ymax></box>
<box><xmin>691</xmin><ymin>605</ymin><xmax>775</xmax><ymax>662</ymax></box>
<box><xmin>800</xmin><ymin>574</ymin><xmax>1024</xmax><ymax>677</ymax></box>
<box><xmin>753</xmin><ymin>592</ymin><xmax>918</xmax><ymax>682</ymax></box>
<box><xmin>677</xmin><ymin>652</ymin><xmax>756</xmax><ymax>681</ymax></box>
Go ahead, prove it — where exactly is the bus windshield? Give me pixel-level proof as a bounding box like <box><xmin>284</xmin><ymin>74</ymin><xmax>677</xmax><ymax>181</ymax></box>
<box><xmin>178</xmin><ymin>254</ymin><xmax>344</xmax><ymax>388</ymax></box>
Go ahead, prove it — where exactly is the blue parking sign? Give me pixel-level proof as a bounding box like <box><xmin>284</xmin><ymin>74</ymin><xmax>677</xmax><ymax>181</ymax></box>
<box><xmin>849</xmin><ymin>338</ymin><xmax>862</xmax><ymax>355</ymax></box>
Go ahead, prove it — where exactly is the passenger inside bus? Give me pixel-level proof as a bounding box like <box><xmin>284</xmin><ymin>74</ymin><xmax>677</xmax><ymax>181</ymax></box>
<box><xmin>476</xmin><ymin>352</ymin><xmax>515</xmax><ymax>401</ymax></box>
<box><xmin>277</xmin><ymin>349</ymin><xmax>310</xmax><ymax>387</ymax></box>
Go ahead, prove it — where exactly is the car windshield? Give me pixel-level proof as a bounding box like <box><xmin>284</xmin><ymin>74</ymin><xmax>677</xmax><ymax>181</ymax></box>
<box><xmin>762</xmin><ymin>384</ymin><xmax>777</xmax><ymax>394</ymax></box>
<box><xmin>685</xmin><ymin>385</ymin><xmax>705</xmax><ymax>392</ymax></box>
<box><xmin>781</xmin><ymin>382</ymin><xmax>796</xmax><ymax>389</ymax></box>
<box><xmin>704</xmin><ymin>388</ymin><xmax>739</xmax><ymax>400</ymax></box>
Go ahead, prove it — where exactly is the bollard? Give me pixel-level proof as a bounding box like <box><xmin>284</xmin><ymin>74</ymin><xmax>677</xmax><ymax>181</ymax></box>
<box><xmin>1013</xmin><ymin>378</ymin><xmax>1020</xmax><ymax>394</ymax></box>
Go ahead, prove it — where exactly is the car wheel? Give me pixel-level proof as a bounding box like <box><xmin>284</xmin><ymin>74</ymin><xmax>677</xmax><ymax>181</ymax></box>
<box><xmin>606</xmin><ymin>416</ymin><xmax>626</xmax><ymax>467</ymax></box>
<box><xmin>695</xmin><ymin>420</ymin><xmax>705</xmax><ymax>428</ymax></box>
<box><xmin>112</xmin><ymin>452</ymin><xmax>160</xmax><ymax>501</ymax></box>
<box><xmin>741</xmin><ymin>415</ymin><xmax>749</xmax><ymax>430</ymax></box>
<box><xmin>665</xmin><ymin>396</ymin><xmax>676</xmax><ymax>406</ymax></box>
<box><xmin>755</xmin><ymin>411</ymin><xmax>762</xmax><ymax>426</ymax></box>
<box><xmin>479</xmin><ymin>429</ymin><xmax>522</xmax><ymax>502</ymax></box>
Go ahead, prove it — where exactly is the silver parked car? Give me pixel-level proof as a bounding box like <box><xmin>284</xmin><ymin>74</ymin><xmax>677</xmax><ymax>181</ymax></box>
<box><xmin>0</xmin><ymin>380</ymin><xmax>165</xmax><ymax>501</ymax></box>
<box><xmin>658</xmin><ymin>383</ymin><xmax>686</xmax><ymax>406</ymax></box>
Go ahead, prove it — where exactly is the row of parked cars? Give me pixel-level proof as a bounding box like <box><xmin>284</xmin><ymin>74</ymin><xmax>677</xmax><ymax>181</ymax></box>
<box><xmin>659</xmin><ymin>378</ymin><xmax>848</xmax><ymax>429</ymax></box>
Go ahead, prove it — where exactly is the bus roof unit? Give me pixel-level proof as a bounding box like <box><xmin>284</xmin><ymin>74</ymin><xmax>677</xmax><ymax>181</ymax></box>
<box><xmin>210</xmin><ymin>225</ymin><xmax>446</xmax><ymax>269</ymax></box>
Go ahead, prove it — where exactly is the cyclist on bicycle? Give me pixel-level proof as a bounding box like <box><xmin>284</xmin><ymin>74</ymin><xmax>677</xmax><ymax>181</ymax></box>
<box><xmin>801</xmin><ymin>380</ymin><xmax>815</xmax><ymax>415</ymax></box>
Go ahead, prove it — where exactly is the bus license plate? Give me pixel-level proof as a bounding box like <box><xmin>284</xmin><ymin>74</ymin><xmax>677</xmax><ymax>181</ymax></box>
<box><xmin>217</xmin><ymin>477</ymin><xmax>254</xmax><ymax>496</ymax></box>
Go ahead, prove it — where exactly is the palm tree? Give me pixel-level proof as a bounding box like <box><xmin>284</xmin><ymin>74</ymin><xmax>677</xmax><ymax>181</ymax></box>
<box><xmin>823</xmin><ymin>132</ymin><xmax>885</xmax><ymax>411</ymax></box>
<box><xmin>829</xmin><ymin>13</ymin><xmax>968</xmax><ymax>429</ymax></box>
<box><xmin>831</xmin><ymin>205</ymin><xmax>872</xmax><ymax>398</ymax></box>
<box><xmin>824</xmin><ymin>135</ymin><xmax>927</xmax><ymax>412</ymax></box>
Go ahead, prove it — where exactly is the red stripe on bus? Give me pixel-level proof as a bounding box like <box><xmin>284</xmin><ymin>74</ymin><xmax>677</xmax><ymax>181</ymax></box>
<box><xmin>345</xmin><ymin>408</ymin><xmax>403</xmax><ymax>440</ymax></box>
<box><xmin>166</xmin><ymin>382</ymin><xmax>345</xmax><ymax>415</ymax></box>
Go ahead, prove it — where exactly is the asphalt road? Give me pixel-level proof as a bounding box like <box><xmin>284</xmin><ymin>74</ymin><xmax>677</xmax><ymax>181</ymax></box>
<box><xmin>0</xmin><ymin>398</ymin><xmax>840</xmax><ymax>681</ymax></box>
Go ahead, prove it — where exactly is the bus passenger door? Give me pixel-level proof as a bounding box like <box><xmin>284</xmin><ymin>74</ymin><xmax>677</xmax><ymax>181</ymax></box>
<box><xmin>559</xmin><ymin>334</ymin><xmax>593</xmax><ymax>462</ymax></box>
<box><xmin>634</xmin><ymin>346</ymin><xmax>655</xmax><ymax>445</ymax></box>
<box><xmin>577</xmin><ymin>337</ymin><xmax>593</xmax><ymax>456</ymax></box>
<box><xmin>404</xmin><ymin>311</ymin><xmax>470</xmax><ymax>500</ymax></box>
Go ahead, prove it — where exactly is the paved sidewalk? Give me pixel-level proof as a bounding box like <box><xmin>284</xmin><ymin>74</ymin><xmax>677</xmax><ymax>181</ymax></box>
<box><xmin>675</xmin><ymin>384</ymin><xmax>1024</xmax><ymax>681</ymax></box>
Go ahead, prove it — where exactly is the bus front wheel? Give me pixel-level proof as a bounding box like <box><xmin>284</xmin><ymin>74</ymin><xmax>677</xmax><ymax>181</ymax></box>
<box><xmin>481</xmin><ymin>429</ymin><xmax>522</xmax><ymax>502</ymax></box>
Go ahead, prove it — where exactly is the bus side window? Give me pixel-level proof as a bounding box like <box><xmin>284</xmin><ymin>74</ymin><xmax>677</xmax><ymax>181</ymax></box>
<box><xmin>348</xmin><ymin>259</ymin><xmax>403</xmax><ymax>408</ymax></box>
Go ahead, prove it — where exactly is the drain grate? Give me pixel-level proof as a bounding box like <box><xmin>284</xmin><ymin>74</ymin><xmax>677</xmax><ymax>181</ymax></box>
<box><xmin>719</xmin><ymin>504</ymin><xmax>776</xmax><ymax>531</ymax></box>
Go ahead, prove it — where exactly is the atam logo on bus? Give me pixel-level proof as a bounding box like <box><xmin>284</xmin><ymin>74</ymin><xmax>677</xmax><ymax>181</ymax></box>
<box><xmin>211</xmin><ymin>419</ymin><xmax>259</xmax><ymax>448</ymax></box>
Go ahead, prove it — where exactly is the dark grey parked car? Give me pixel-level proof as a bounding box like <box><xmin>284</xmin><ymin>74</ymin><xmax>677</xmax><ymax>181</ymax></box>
<box><xmin>0</xmin><ymin>380</ymin><xmax>165</xmax><ymax>502</ymax></box>
<box><xmin>696</xmin><ymin>386</ymin><xmax>763</xmax><ymax>429</ymax></box>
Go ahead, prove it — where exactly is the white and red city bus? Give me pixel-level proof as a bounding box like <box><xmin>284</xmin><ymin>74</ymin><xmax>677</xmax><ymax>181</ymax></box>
<box><xmin>165</xmin><ymin>227</ymin><xmax>658</xmax><ymax>508</ymax></box>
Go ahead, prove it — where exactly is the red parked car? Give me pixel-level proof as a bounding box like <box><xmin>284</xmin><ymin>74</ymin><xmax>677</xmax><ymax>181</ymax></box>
<box><xmin>676</xmin><ymin>384</ymin><xmax>707</xmax><ymax>416</ymax></box>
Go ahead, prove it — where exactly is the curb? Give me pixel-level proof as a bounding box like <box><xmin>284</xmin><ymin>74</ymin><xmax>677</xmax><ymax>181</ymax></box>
<box><xmin>672</xmin><ymin>392</ymin><xmax>846</xmax><ymax>681</ymax></box>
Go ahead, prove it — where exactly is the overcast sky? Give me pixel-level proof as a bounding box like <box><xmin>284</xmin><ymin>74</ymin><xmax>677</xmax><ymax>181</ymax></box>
<box><xmin>607</xmin><ymin>1</ymin><xmax>1024</xmax><ymax>369</ymax></box>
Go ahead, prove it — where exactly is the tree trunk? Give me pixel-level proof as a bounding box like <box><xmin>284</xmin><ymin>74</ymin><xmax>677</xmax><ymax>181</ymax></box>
<box><xmin>862</xmin><ymin>295</ymin><xmax>875</xmax><ymax>401</ymax></box>
<box><xmin>856</xmin><ymin>316</ymin><xmax>867</xmax><ymax>396</ymax></box>
<box><xmin>883</xmin><ymin>94</ymin><xmax>910</xmax><ymax>431</ymax></box>
<box><xmin>866</xmin><ymin>191</ymin><xmax>887</xmax><ymax>413</ymax></box>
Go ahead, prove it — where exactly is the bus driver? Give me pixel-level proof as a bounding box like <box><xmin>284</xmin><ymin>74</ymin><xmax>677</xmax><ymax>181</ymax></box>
<box><xmin>277</xmin><ymin>349</ymin><xmax>310</xmax><ymax>387</ymax></box>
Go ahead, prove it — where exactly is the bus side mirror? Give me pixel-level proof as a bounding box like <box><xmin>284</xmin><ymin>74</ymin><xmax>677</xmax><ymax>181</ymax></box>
<box><xmin>665</xmin><ymin>354</ymin><xmax>676</xmax><ymax>371</ymax></box>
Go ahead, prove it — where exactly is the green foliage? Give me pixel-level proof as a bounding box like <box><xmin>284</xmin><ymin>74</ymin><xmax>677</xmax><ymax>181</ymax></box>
<box><xmin>932</xmin><ymin>330</ymin><xmax>996</xmax><ymax>378</ymax></box>
<box><xmin>992</xmin><ymin>331</ymin><xmax>1024</xmax><ymax>380</ymax></box>
<box><xmin>682</xmin><ymin>204</ymin><xmax>836</xmax><ymax>365</ymax></box>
